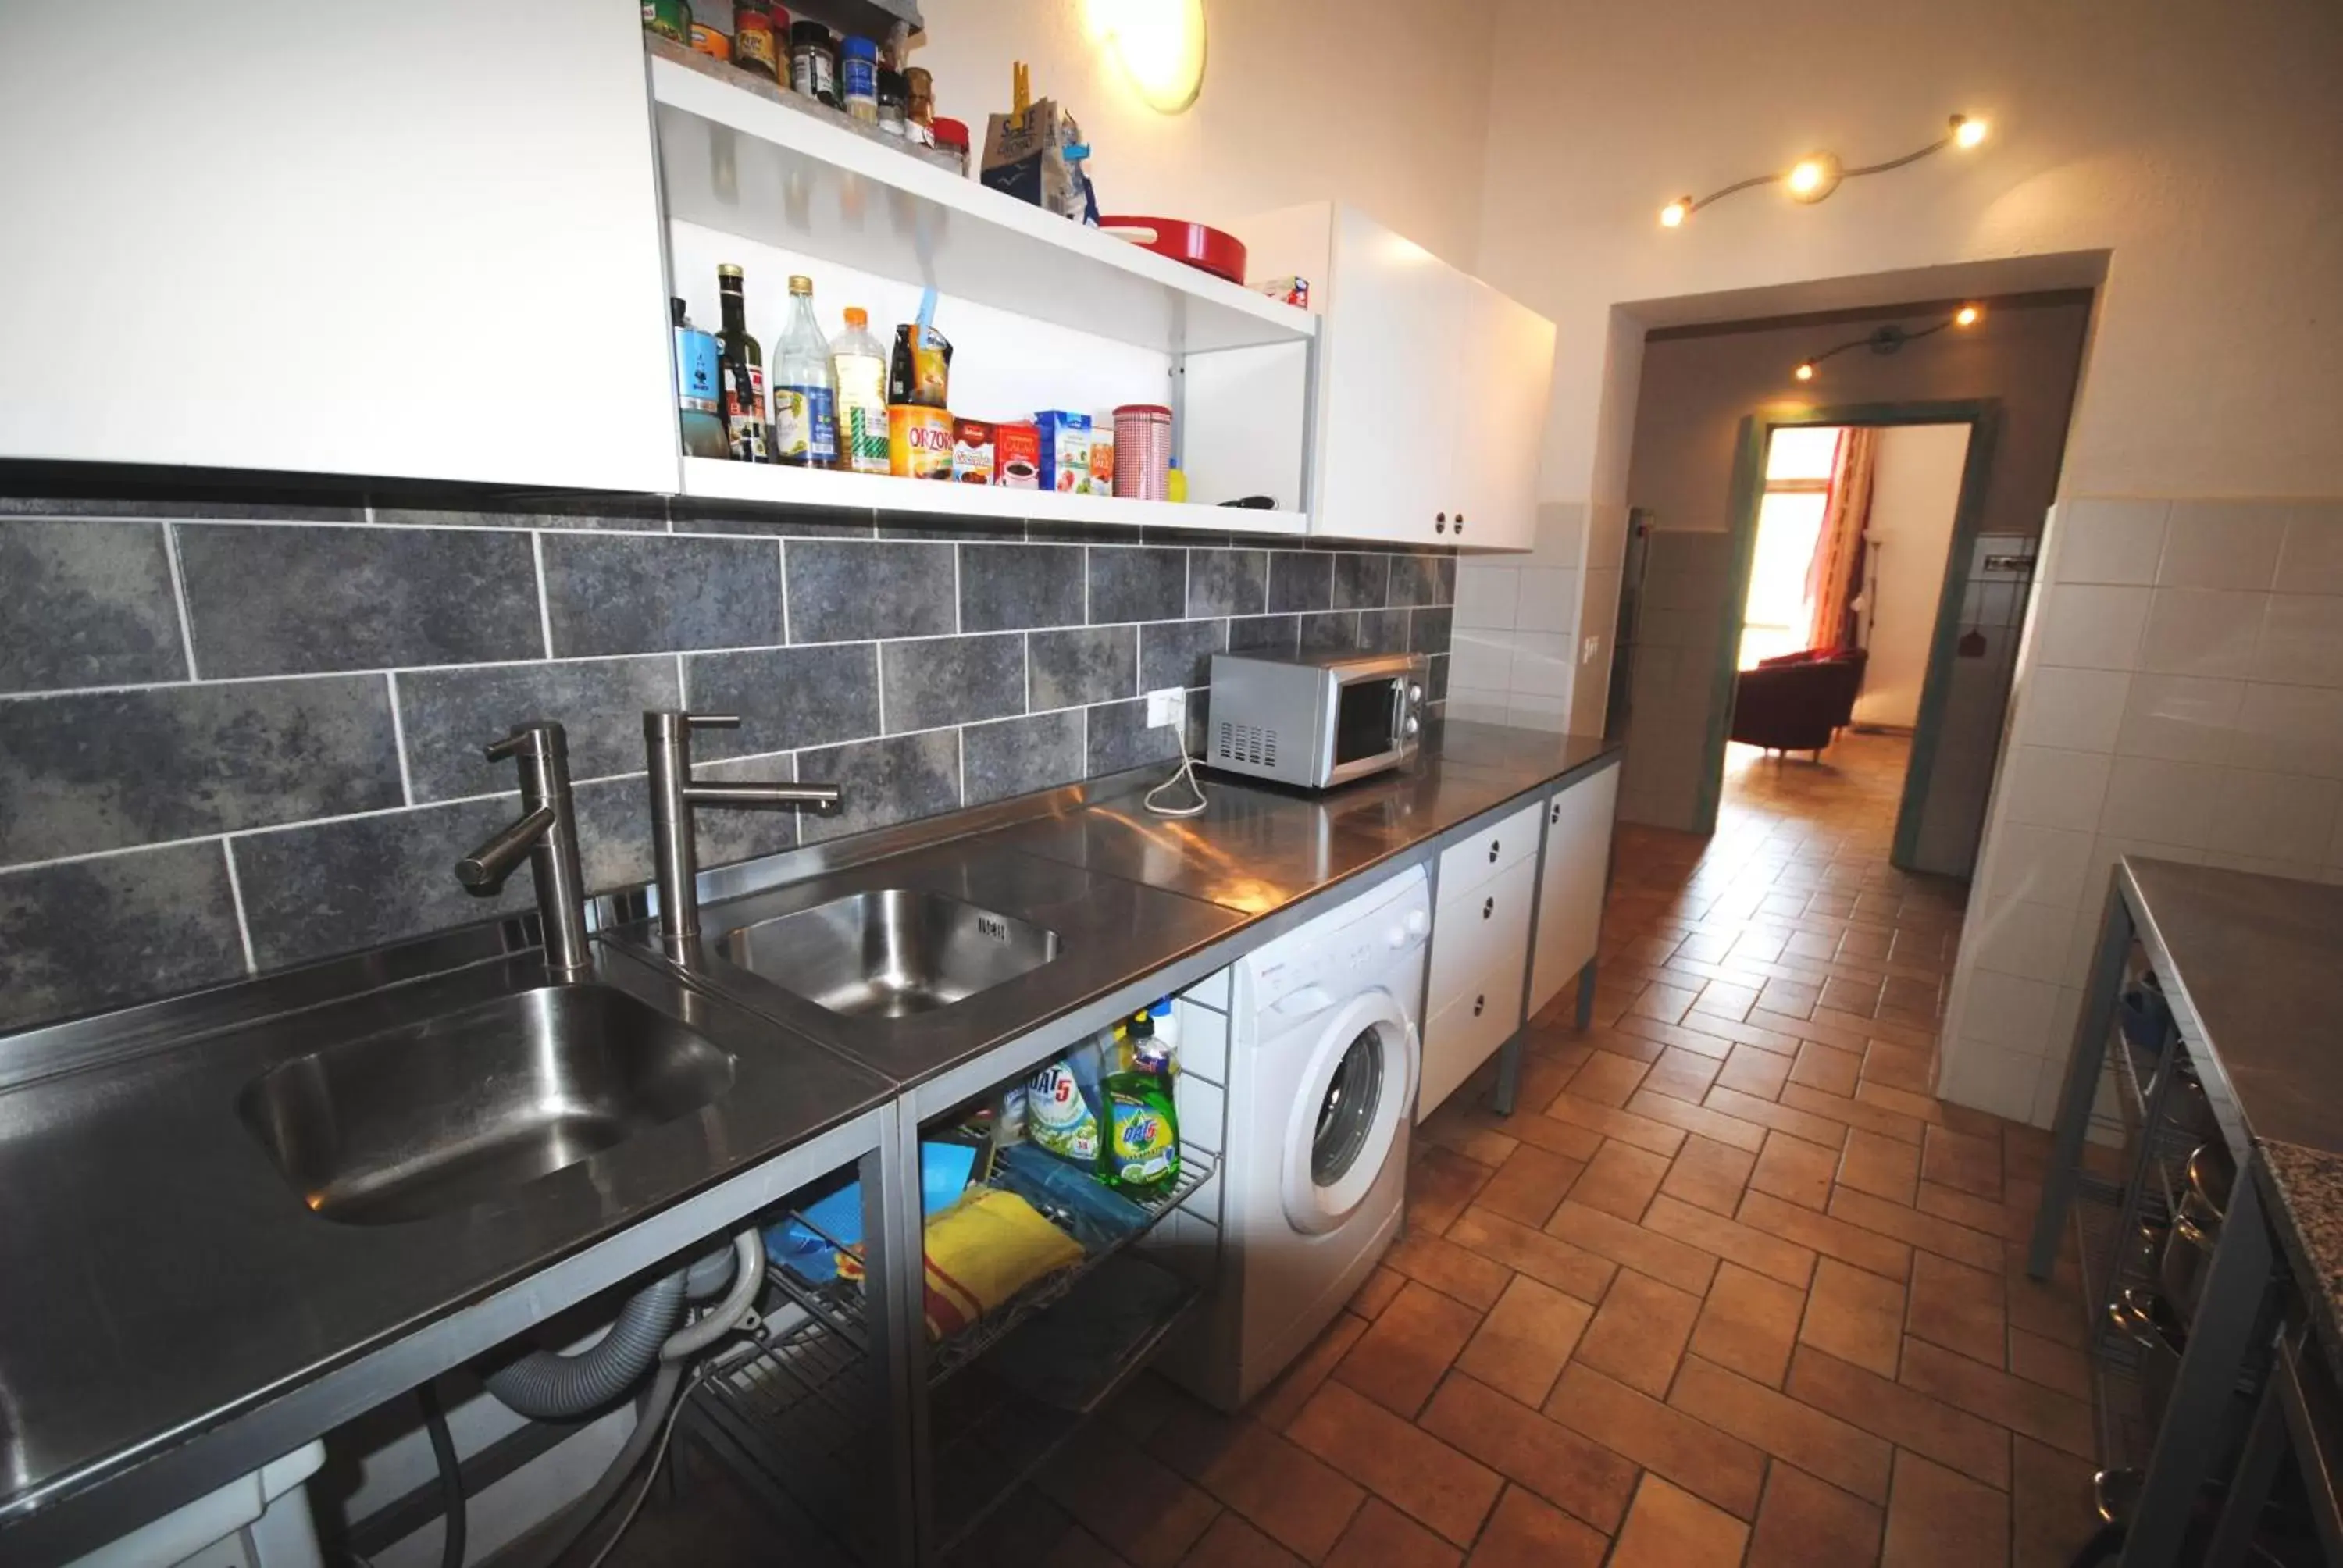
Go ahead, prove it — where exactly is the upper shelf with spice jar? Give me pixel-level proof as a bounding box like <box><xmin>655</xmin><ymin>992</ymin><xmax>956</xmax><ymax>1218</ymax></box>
<box><xmin>646</xmin><ymin>48</ymin><xmax>1317</xmax><ymax>358</ymax></box>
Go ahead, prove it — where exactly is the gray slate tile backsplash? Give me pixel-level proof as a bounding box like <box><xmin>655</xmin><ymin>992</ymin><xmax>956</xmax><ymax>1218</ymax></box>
<box><xmin>0</xmin><ymin>492</ymin><xmax>1452</xmax><ymax>1032</ymax></box>
<box><xmin>0</xmin><ymin>520</ymin><xmax>185</xmax><ymax>690</ymax></box>
<box><xmin>177</xmin><ymin>524</ymin><xmax>540</xmax><ymax>676</ymax></box>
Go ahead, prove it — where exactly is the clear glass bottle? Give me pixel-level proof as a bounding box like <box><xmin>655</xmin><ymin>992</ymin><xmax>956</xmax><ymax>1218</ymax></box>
<box><xmin>830</xmin><ymin>305</ymin><xmax>890</xmax><ymax>474</ymax></box>
<box><xmin>715</xmin><ymin>264</ymin><xmax>769</xmax><ymax>464</ymax></box>
<box><xmin>771</xmin><ymin>275</ymin><xmax>836</xmax><ymax>469</ymax></box>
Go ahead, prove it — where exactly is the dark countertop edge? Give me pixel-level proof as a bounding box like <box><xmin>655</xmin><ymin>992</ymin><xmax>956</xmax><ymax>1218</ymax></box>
<box><xmin>0</xmin><ymin>728</ymin><xmax>1620</xmax><ymax>1548</ymax></box>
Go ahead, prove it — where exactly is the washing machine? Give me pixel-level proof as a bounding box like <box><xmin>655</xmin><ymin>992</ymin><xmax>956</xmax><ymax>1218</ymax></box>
<box><xmin>1171</xmin><ymin>864</ymin><xmax>1430</xmax><ymax>1411</ymax></box>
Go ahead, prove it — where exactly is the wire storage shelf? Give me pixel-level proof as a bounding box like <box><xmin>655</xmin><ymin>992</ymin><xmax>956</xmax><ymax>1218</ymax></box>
<box><xmin>767</xmin><ymin>1146</ymin><xmax>1216</xmax><ymax>1386</ymax></box>
<box><xmin>683</xmin><ymin>1299</ymin><xmax>876</xmax><ymax>1558</ymax></box>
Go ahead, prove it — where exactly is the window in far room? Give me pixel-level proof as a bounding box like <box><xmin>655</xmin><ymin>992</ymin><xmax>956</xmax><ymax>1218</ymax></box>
<box><xmin>1739</xmin><ymin>426</ymin><xmax>1842</xmax><ymax>668</ymax></box>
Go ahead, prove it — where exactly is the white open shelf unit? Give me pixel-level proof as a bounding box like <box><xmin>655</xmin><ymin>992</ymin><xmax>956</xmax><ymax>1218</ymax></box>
<box><xmin>648</xmin><ymin>50</ymin><xmax>1318</xmax><ymax>534</ymax></box>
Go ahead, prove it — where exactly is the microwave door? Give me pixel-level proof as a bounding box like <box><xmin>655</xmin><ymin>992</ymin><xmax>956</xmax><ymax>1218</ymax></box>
<box><xmin>1322</xmin><ymin>677</ymin><xmax>1405</xmax><ymax>785</ymax></box>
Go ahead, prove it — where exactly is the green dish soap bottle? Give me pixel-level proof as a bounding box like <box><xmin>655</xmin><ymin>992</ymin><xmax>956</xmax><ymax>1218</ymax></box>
<box><xmin>1104</xmin><ymin>1010</ymin><xmax>1181</xmax><ymax>1199</ymax></box>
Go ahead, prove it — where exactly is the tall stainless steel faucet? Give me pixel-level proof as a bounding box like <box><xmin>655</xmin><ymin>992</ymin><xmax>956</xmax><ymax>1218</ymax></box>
<box><xmin>453</xmin><ymin>720</ymin><xmax>594</xmax><ymax>982</ymax></box>
<box><xmin>645</xmin><ymin>711</ymin><xmax>842</xmax><ymax>958</ymax></box>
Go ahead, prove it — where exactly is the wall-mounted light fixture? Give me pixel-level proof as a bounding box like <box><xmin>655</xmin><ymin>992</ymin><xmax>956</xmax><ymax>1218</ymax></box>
<box><xmin>1661</xmin><ymin>113</ymin><xmax>1988</xmax><ymax>228</ymax></box>
<box><xmin>1792</xmin><ymin>303</ymin><xmax>1985</xmax><ymax>383</ymax></box>
<box><xmin>1086</xmin><ymin>0</ymin><xmax>1207</xmax><ymax>114</ymax></box>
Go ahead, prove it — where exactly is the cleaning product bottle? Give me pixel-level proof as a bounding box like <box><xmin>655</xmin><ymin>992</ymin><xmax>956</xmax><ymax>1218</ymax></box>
<box><xmin>830</xmin><ymin>305</ymin><xmax>890</xmax><ymax>475</ymax></box>
<box><xmin>1026</xmin><ymin>1034</ymin><xmax>1107</xmax><ymax>1168</ymax></box>
<box><xmin>1104</xmin><ymin>1010</ymin><xmax>1180</xmax><ymax>1198</ymax></box>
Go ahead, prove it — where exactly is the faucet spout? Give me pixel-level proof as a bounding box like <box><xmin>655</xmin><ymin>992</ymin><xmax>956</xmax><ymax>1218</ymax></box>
<box><xmin>451</xmin><ymin>722</ymin><xmax>594</xmax><ymax>983</ymax></box>
<box><xmin>454</xmin><ymin>804</ymin><xmax>558</xmax><ymax>888</ymax></box>
<box><xmin>644</xmin><ymin>711</ymin><xmax>844</xmax><ymax>956</ymax></box>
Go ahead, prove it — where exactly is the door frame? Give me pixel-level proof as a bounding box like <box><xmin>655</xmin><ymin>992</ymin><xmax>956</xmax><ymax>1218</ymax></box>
<box><xmin>1695</xmin><ymin>398</ymin><xmax>2005</xmax><ymax>864</ymax></box>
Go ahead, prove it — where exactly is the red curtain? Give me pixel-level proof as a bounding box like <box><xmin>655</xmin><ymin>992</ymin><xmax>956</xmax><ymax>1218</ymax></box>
<box><xmin>1806</xmin><ymin>427</ymin><xmax>1878</xmax><ymax>650</ymax></box>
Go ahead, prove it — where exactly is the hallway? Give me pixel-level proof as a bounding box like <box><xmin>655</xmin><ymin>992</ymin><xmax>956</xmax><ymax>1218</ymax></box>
<box><xmin>987</xmin><ymin>731</ymin><xmax>2102</xmax><ymax>1566</ymax></box>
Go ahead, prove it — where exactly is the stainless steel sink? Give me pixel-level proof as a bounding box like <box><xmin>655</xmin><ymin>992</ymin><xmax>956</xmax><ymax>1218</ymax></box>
<box><xmin>719</xmin><ymin>889</ymin><xmax>1061</xmax><ymax>1018</ymax></box>
<box><xmin>237</xmin><ymin>984</ymin><xmax>736</xmax><ymax>1225</ymax></box>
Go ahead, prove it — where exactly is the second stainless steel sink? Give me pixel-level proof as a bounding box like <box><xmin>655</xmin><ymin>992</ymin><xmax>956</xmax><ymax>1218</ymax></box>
<box><xmin>237</xmin><ymin>984</ymin><xmax>737</xmax><ymax>1225</ymax></box>
<box><xmin>719</xmin><ymin>889</ymin><xmax>1061</xmax><ymax>1019</ymax></box>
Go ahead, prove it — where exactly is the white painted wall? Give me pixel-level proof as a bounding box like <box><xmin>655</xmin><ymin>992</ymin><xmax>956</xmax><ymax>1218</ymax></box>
<box><xmin>1856</xmin><ymin>424</ymin><xmax>1972</xmax><ymax>729</ymax></box>
<box><xmin>906</xmin><ymin>1</ymin><xmax>1498</xmax><ymax>269</ymax></box>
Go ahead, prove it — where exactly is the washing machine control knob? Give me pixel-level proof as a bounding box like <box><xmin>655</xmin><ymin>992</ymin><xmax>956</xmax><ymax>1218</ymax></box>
<box><xmin>1385</xmin><ymin>925</ymin><xmax>1407</xmax><ymax>949</ymax></box>
<box><xmin>1403</xmin><ymin>908</ymin><xmax>1430</xmax><ymax>939</ymax></box>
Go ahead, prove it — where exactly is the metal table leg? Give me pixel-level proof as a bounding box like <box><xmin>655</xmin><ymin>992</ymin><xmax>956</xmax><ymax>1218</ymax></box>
<box><xmin>1573</xmin><ymin>954</ymin><xmax>1597</xmax><ymax>1033</ymax></box>
<box><xmin>1491</xmin><ymin>1035</ymin><xmax>1522</xmax><ymax>1116</ymax></box>
<box><xmin>2202</xmin><ymin>1331</ymin><xmax>2289</xmax><ymax>1568</ymax></box>
<box><xmin>863</xmin><ymin>1100</ymin><xmax>926</xmax><ymax>1568</ymax></box>
<box><xmin>2030</xmin><ymin>882</ymin><xmax>2135</xmax><ymax>1278</ymax></box>
<box><xmin>2119</xmin><ymin>1174</ymin><xmax>2277</xmax><ymax>1568</ymax></box>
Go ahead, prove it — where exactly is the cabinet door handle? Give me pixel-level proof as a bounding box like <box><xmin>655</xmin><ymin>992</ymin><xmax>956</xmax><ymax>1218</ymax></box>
<box><xmin>1482</xmin><ymin>896</ymin><xmax>1495</xmax><ymax>919</ymax></box>
<box><xmin>1454</xmin><ymin>514</ymin><xmax>1465</xmax><ymax>536</ymax></box>
<box><xmin>1488</xmin><ymin>840</ymin><xmax>1500</xmax><ymax>862</ymax></box>
<box><xmin>1473</xmin><ymin>994</ymin><xmax>1486</xmax><ymax>1016</ymax></box>
<box><xmin>1435</xmin><ymin>511</ymin><xmax>1447</xmax><ymax>534</ymax></box>
<box><xmin>1550</xmin><ymin>804</ymin><xmax>1561</xmax><ymax>823</ymax></box>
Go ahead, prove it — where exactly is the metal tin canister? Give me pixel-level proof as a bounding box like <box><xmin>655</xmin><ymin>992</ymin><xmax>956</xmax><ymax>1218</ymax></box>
<box><xmin>890</xmin><ymin>404</ymin><xmax>954</xmax><ymax>480</ymax></box>
<box><xmin>1113</xmin><ymin>404</ymin><xmax>1174</xmax><ymax>501</ymax></box>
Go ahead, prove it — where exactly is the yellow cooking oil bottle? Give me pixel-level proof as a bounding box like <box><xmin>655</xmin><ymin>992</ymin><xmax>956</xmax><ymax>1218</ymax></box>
<box><xmin>1103</xmin><ymin>1006</ymin><xmax>1180</xmax><ymax>1199</ymax></box>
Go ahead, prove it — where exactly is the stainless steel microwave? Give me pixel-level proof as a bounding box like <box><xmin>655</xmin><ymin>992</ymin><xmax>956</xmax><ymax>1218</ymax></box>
<box><xmin>1204</xmin><ymin>650</ymin><xmax>1428</xmax><ymax>788</ymax></box>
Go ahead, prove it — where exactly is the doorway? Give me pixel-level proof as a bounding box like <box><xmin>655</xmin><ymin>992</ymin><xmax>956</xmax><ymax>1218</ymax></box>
<box><xmin>1702</xmin><ymin>401</ymin><xmax>2003</xmax><ymax>872</ymax></box>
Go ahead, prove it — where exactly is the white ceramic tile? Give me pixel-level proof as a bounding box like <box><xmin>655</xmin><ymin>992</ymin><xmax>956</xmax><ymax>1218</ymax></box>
<box><xmin>1938</xmin><ymin>1038</ymin><xmax>2038</xmax><ymax>1124</ymax></box>
<box><xmin>2031</xmin><ymin>584</ymin><xmax>2150</xmax><ymax>671</ymax></box>
<box><xmin>2138</xmin><ymin>589</ymin><xmax>2266</xmax><ymax>679</ymax></box>
<box><xmin>2207</xmin><ymin>768</ymin><xmax>2343</xmax><ymax>861</ymax></box>
<box><xmin>2156</xmin><ymin>500</ymin><xmax>2288</xmax><ymax>591</ymax></box>
<box><xmin>1514</xmin><ymin>568</ymin><xmax>1580</xmax><ymax>635</ymax></box>
<box><xmin>1446</xmin><ymin>689</ymin><xmax>1510</xmax><ymax>725</ymax></box>
<box><xmin>1448</xmin><ymin>629</ymin><xmax>1512</xmax><ymax>690</ymax></box>
<box><xmin>1505</xmin><ymin>632</ymin><xmax>1574</xmax><ymax>697</ymax></box>
<box><xmin>2252</xmin><ymin>595</ymin><xmax>2343</xmax><ymax>687</ymax></box>
<box><xmin>1505</xmin><ymin>692</ymin><xmax>1571</xmax><ymax>732</ymax></box>
<box><xmin>1977</xmin><ymin>821</ymin><xmax>2098</xmax><ymax>912</ymax></box>
<box><xmin>2275</xmin><ymin>502</ymin><xmax>2343</xmax><ymax>595</ymax></box>
<box><xmin>2049</xmin><ymin>497</ymin><xmax>2167</xmax><ymax>586</ymax></box>
<box><xmin>2234</xmin><ymin>683</ymin><xmax>2343</xmax><ymax>778</ymax></box>
<box><xmin>1969</xmin><ymin>898</ymin><xmax>2078</xmax><ymax>984</ymax></box>
<box><xmin>1998</xmin><ymin>745</ymin><xmax>2114</xmax><ymax>832</ymax></box>
<box><xmin>1452</xmin><ymin>563</ymin><xmax>1520</xmax><ymax>630</ymax></box>
<box><xmin>1961</xmin><ymin>971</ymin><xmax>2062</xmax><ymax>1056</ymax></box>
<box><xmin>2113</xmin><ymin>674</ymin><xmax>2244</xmax><ymax>765</ymax></box>
<box><xmin>2013</xmin><ymin>665</ymin><xmax>2129</xmax><ymax>753</ymax></box>
<box><xmin>2096</xmin><ymin>757</ymin><xmax>2225</xmax><ymax>847</ymax></box>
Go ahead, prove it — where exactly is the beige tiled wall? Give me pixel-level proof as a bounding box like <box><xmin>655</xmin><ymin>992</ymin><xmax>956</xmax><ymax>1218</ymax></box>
<box><xmin>1450</xmin><ymin>501</ymin><xmax>1628</xmax><ymax>736</ymax></box>
<box><xmin>1937</xmin><ymin>496</ymin><xmax>2343</xmax><ymax>1125</ymax></box>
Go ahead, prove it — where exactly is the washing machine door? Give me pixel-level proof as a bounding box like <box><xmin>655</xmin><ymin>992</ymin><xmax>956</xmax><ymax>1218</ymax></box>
<box><xmin>1280</xmin><ymin>990</ymin><xmax>1418</xmax><ymax>1236</ymax></box>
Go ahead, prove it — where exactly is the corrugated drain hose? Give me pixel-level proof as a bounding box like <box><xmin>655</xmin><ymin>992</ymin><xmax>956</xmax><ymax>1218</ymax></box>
<box><xmin>483</xmin><ymin>1269</ymin><xmax>686</xmax><ymax>1421</ymax></box>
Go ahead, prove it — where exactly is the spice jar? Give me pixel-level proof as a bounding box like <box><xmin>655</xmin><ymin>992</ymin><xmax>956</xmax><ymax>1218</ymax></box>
<box><xmin>876</xmin><ymin>69</ymin><xmax>909</xmax><ymax>137</ymax></box>
<box><xmin>904</xmin><ymin>66</ymin><xmax>936</xmax><ymax>144</ymax></box>
<box><xmin>840</xmin><ymin>35</ymin><xmax>879</xmax><ymax>123</ymax></box>
<box><xmin>730</xmin><ymin>5</ymin><xmax>781</xmax><ymax>79</ymax></box>
<box><xmin>933</xmin><ymin>117</ymin><xmax>971</xmax><ymax>176</ymax></box>
<box><xmin>689</xmin><ymin>20</ymin><xmax>730</xmax><ymax>59</ymax></box>
<box><xmin>789</xmin><ymin>20</ymin><xmax>837</xmax><ymax>106</ymax></box>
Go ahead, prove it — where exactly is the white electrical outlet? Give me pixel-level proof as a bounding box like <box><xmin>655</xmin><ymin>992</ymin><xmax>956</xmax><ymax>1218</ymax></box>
<box><xmin>1145</xmin><ymin>686</ymin><xmax>1186</xmax><ymax>729</ymax></box>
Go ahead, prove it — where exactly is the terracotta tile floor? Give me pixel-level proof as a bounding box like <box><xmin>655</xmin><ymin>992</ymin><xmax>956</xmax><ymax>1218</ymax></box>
<box><xmin>969</xmin><ymin>734</ymin><xmax>2106</xmax><ymax>1567</ymax></box>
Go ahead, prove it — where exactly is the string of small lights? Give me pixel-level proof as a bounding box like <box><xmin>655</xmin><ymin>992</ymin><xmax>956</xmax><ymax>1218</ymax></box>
<box><xmin>1792</xmin><ymin>304</ymin><xmax>1985</xmax><ymax>383</ymax></box>
<box><xmin>1661</xmin><ymin>114</ymin><xmax>1988</xmax><ymax>228</ymax></box>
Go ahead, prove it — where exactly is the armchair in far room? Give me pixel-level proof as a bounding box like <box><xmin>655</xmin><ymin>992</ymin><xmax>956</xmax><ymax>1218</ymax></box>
<box><xmin>1728</xmin><ymin>647</ymin><xmax>1867</xmax><ymax>758</ymax></box>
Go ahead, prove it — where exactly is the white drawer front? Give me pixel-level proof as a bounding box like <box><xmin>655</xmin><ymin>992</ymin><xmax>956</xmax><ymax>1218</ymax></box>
<box><xmin>1420</xmin><ymin>958</ymin><xmax>1528</xmax><ymax>1116</ymax></box>
<box><xmin>1428</xmin><ymin>854</ymin><xmax>1538</xmax><ymax>1020</ymax></box>
<box><xmin>1175</xmin><ymin>998</ymin><xmax>1230</xmax><ymax>1085</ymax></box>
<box><xmin>1438</xmin><ymin>800</ymin><xmax>1542</xmax><ymax>905</ymax></box>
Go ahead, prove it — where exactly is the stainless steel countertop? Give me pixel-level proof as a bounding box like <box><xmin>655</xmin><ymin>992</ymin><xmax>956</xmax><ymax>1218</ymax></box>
<box><xmin>0</xmin><ymin>721</ymin><xmax>1617</xmax><ymax>1556</ymax></box>
<box><xmin>2117</xmin><ymin>859</ymin><xmax>2343</xmax><ymax>1379</ymax></box>
<box><xmin>0</xmin><ymin>940</ymin><xmax>893</xmax><ymax>1558</ymax></box>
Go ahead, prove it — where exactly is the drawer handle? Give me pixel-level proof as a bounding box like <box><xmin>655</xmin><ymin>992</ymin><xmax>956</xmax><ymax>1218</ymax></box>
<box><xmin>1473</xmin><ymin>994</ymin><xmax>1485</xmax><ymax>1016</ymax></box>
<box><xmin>1550</xmin><ymin>804</ymin><xmax>1560</xmax><ymax>823</ymax></box>
<box><xmin>1454</xmin><ymin>515</ymin><xmax>1465</xmax><ymax>536</ymax></box>
<box><xmin>1482</xmin><ymin>896</ymin><xmax>1495</xmax><ymax>919</ymax></box>
<box><xmin>1489</xmin><ymin>841</ymin><xmax>1500</xmax><ymax>862</ymax></box>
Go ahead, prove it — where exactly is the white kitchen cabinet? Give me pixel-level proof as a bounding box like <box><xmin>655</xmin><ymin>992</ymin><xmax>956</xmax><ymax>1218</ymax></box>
<box><xmin>1421</xmin><ymin>853</ymin><xmax>1538</xmax><ymax>1115</ymax></box>
<box><xmin>1234</xmin><ymin>203</ymin><xmax>1554</xmax><ymax>548</ymax></box>
<box><xmin>0</xmin><ymin>2</ymin><xmax>676</xmax><ymax>494</ymax></box>
<box><xmin>1529</xmin><ymin>764</ymin><xmax>1621</xmax><ymax>1019</ymax></box>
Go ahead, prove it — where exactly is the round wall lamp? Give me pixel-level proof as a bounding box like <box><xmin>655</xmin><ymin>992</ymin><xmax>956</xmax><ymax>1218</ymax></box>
<box><xmin>1662</xmin><ymin>113</ymin><xmax>1988</xmax><ymax>227</ymax></box>
<box><xmin>1792</xmin><ymin>303</ymin><xmax>1985</xmax><ymax>383</ymax></box>
<box><xmin>1086</xmin><ymin>0</ymin><xmax>1208</xmax><ymax>114</ymax></box>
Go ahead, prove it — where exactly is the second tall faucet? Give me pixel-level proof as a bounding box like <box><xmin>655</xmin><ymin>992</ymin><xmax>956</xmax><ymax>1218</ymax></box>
<box><xmin>646</xmin><ymin>711</ymin><xmax>841</xmax><ymax>958</ymax></box>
